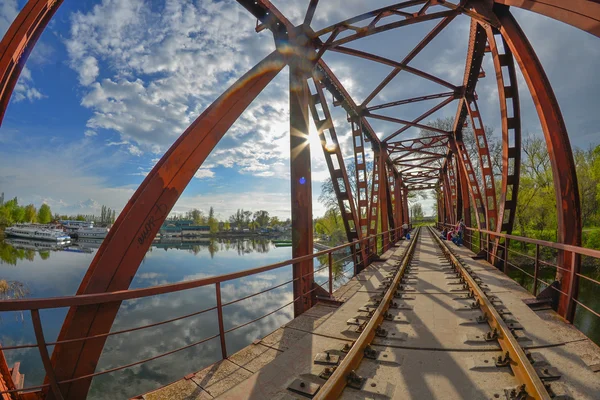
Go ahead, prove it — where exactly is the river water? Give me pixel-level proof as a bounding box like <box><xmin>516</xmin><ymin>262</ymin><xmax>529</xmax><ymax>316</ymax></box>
<box><xmin>0</xmin><ymin>237</ymin><xmax>352</xmax><ymax>399</ymax></box>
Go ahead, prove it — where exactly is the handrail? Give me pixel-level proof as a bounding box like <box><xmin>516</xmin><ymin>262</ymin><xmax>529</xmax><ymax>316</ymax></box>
<box><xmin>436</xmin><ymin>222</ymin><xmax>600</xmax><ymax>324</ymax></box>
<box><xmin>438</xmin><ymin>222</ymin><xmax>600</xmax><ymax>258</ymax></box>
<box><xmin>0</xmin><ymin>228</ymin><xmax>401</xmax><ymax>312</ymax></box>
<box><xmin>0</xmin><ymin>227</ymin><xmax>404</xmax><ymax>396</ymax></box>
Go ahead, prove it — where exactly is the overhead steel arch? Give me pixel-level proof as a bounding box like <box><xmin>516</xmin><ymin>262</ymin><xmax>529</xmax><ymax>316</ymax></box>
<box><xmin>0</xmin><ymin>0</ymin><xmax>596</xmax><ymax>398</ymax></box>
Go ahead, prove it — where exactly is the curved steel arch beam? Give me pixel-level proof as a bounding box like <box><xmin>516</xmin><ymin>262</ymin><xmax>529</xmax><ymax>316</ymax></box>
<box><xmin>495</xmin><ymin>0</ymin><xmax>600</xmax><ymax>37</ymax></box>
<box><xmin>47</xmin><ymin>52</ymin><xmax>286</xmax><ymax>399</ymax></box>
<box><xmin>494</xmin><ymin>4</ymin><xmax>581</xmax><ymax>320</ymax></box>
<box><xmin>0</xmin><ymin>0</ymin><xmax>64</xmax><ymax>127</ymax></box>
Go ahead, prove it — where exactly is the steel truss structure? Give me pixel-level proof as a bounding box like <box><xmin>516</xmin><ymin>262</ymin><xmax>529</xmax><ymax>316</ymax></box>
<box><xmin>0</xmin><ymin>0</ymin><xmax>598</xmax><ymax>398</ymax></box>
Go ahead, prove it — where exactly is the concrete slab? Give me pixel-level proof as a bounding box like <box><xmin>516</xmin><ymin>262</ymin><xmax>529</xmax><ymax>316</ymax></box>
<box><xmin>259</xmin><ymin>327</ymin><xmax>308</xmax><ymax>351</ymax></box>
<box><xmin>340</xmin><ymin>347</ymin><xmax>517</xmax><ymax>400</ymax></box>
<box><xmin>191</xmin><ymin>360</ymin><xmax>253</xmax><ymax>398</ymax></box>
<box><xmin>227</xmin><ymin>343</ymin><xmax>280</xmax><ymax>373</ymax></box>
<box><xmin>142</xmin><ymin>378</ymin><xmax>210</xmax><ymax>400</ymax></box>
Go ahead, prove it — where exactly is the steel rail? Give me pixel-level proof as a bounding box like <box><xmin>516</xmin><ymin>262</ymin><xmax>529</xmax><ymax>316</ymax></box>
<box><xmin>314</xmin><ymin>227</ymin><xmax>420</xmax><ymax>399</ymax></box>
<box><xmin>428</xmin><ymin>226</ymin><xmax>551</xmax><ymax>400</ymax></box>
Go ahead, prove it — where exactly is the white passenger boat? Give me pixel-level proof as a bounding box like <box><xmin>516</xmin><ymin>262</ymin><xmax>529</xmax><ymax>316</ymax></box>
<box><xmin>5</xmin><ymin>224</ymin><xmax>71</xmax><ymax>242</ymax></box>
<box><xmin>4</xmin><ymin>238</ymin><xmax>68</xmax><ymax>251</ymax></box>
<box><xmin>74</xmin><ymin>227</ymin><xmax>109</xmax><ymax>239</ymax></box>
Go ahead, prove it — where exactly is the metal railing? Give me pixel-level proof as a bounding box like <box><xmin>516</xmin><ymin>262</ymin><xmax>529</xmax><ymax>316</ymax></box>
<box><xmin>0</xmin><ymin>227</ymin><xmax>403</xmax><ymax>397</ymax></box>
<box><xmin>436</xmin><ymin>222</ymin><xmax>600</xmax><ymax>325</ymax></box>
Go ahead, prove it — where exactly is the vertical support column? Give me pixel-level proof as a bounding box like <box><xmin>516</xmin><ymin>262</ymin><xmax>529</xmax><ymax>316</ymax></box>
<box><xmin>368</xmin><ymin>150</ymin><xmax>381</xmax><ymax>254</ymax></box>
<box><xmin>484</xmin><ymin>24</ymin><xmax>522</xmax><ymax>265</ymax></box>
<box><xmin>466</xmin><ymin>99</ymin><xmax>498</xmax><ymax>234</ymax></box>
<box><xmin>402</xmin><ymin>186</ymin><xmax>410</xmax><ymax>227</ymax></box>
<box><xmin>495</xmin><ymin>5</ymin><xmax>581</xmax><ymax>320</ymax></box>
<box><xmin>379</xmin><ymin>153</ymin><xmax>390</xmax><ymax>250</ymax></box>
<box><xmin>454</xmin><ymin>155</ymin><xmax>464</xmax><ymax>222</ymax></box>
<box><xmin>453</xmin><ymin>138</ymin><xmax>486</xmax><ymax>229</ymax></box>
<box><xmin>442</xmin><ymin>166</ymin><xmax>455</xmax><ymax>225</ymax></box>
<box><xmin>352</xmin><ymin>117</ymin><xmax>370</xmax><ymax>267</ymax></box>
<box><xmin>448</xmin><ymin>155</ymin><xmax>459</xmax><ymax>223</ymax></box>
<box><xmin>394</xmin><ymin>171</ymin><xmax>404</xmax><ymax>237</ymax></box>
<box><xmin>308</xmin><ymin>77</ymin><xmax>366</xmax><ymax>270</ymax></box>
<box><xmin>290</xmin><ymin>64</ymin><xmax>313</xmax><ymax>317</ymax></box>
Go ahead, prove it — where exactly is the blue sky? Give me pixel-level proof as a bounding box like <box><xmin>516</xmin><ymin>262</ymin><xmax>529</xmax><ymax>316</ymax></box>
<box><xmin>0</xmin><ymin>0</ymin><xmax>598</xmax><ymax>220</ymax></box>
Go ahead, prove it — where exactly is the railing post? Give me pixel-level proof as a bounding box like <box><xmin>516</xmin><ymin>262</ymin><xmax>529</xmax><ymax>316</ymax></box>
<box><xmin>215</xmin><ymin>283</ymin><xmax>227</xmax><ymax>359</ymax></box>
<box><xmin>503</xmin><ymin>238</ymin><xmax>510</xmax><ymax>274</ymax></box>
<box><xmin>566</xmin><ymin>252</ymin><xmax>580</xmax><ymax>323</ymax></box>
<box><xmin>533</xmin><ymin>243</ymin><xmax>540</xmax><ymax>296</ymax></box>
<box><xmin>31</xmin><ymin>309</ymin><xmax>65</xmax><ymax>400</ymax></box>
<box><xmin>328</xmin><ymin>252</ymin><xmax>333</xmax><ymax>296</ymax></box>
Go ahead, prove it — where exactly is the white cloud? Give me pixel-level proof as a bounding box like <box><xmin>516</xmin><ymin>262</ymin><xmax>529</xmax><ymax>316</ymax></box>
<box><xmin>65</xmin><ymin>0</ymin><xmax>275</xmax><ymax>156</ymax></box>
<box><xmin>84</xmin><ymin>130</ymin><xmax>97</xmax><ymax>137</ymax></box>
<box><xmin>193</xmin><ymin>168</ymin><xmax>215</xmax><ymax>179</ymax></box>
<box><xmin>0</xmin><ymin>1</ymin><xmax>18</xmax><ymax>38</ymax></box>
<box><xmin>128</xmin><ymin>144</ymin><xmax>143</xmax><ymax>156</ymax></box>
<box><xmin>13</xmin><ymin>67</ymin><xmax>45</xmax><ymax>103</ymax></box>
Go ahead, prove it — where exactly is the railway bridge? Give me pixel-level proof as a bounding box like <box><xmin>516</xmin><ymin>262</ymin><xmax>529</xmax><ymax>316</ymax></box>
<box><xmin>1</xmin><ymin>1</ymin><xmax>600</xmax><ymax>399</ymax></box>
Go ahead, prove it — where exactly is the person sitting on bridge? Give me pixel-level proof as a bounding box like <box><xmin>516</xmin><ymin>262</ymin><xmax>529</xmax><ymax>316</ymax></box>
<box><xmin>402</xmin><ymin>222</ymin><xmax>409</xmax><ymax>239</ymax></box>
<box><xmin>446</xmin><ymin>229</ymin><xmax>454</xmax><ymax>241</ymax></box>
<box><xmin>455</xmin><ymin>219</ymin><xmax>465</xmax><ymax>246</ymax></box>
<box><xmin>440</xmin><ymin>228</ymin><xmax>448</xmax><ymax>240</ymax></box>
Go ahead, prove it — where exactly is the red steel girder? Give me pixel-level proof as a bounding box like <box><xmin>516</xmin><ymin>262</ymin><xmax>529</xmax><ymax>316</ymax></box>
<box><xmin>448</xmin><ymin>154</ymin><xmax>459</xmax><ymax>223</ymax></box>
<box><xmin>494</xmin><ymin>4</ymin><xmax>581</xmax><ymax>321</ymax></box>
<box><xmin>326</xmin><ymin>10</ymin><xmax>459</xmax><ymax>48</ymax></box>
<box><xmin>367</xmin><ymin>150</ymin><xmax>381</xmax><ymax>252</ymax></box>
<box><xmin>495</xmin><ymin>0</ymin><xmax>600</xmax><ymax>37</ymax></box>
<box><xmin>351</xmin><ymin>116</ymin><xmax>370</xmax><ymax>240</ymax></box>
<box><xmin>313</xmin><ymin>0</ymin><xmax>429</xmax><ymax>37</ymax></box>
<box><xmin>484</xmin><ymin>24</ymin><xmax>521</xmax><ymax>263</ymax></box>
<box><xmin>45</xmin><ymin>51</ymin><xmax>286</xmax><ymax>399</ymax></box>
<box><xmin>367</xmin><ymin>91</ymin><xmax>456</xmax><ymax>112</ymax></box>
<box><xmin>308</xmin><ymin>77</ymin><xmax>367</xmax><ymax>269</ymax></box>
<box><xmin>0</xmin><ymin>0</ymin><xmax>64</xmax><ymax>127</ymax></box>
<box><xmin>367</xmin><ymin>112</ymin><xmax>452</xmax><ymax>135</ymax></box>
<box><xmin>329</xmin><ymin>46</ymin><xmax>458</xmax><ymax>91</ymax></box>
<box><xmin>466</xmin><ymin>98</ymin><xmax>498</xmax><ymax>232</ymax></box>
<box><xmin>361</xmin><ymin>14</ymin><xmax>459</xmax><ymax>106</ymax></box>
<box><xmin>383</xmin><ymin>96</ymin><xmax>457</xmax><ymax>142</ymax></box>
<box><xmin>290</xmin><ymin>64</ymin><xmax>314</xmax><ymax>318</ymax></box>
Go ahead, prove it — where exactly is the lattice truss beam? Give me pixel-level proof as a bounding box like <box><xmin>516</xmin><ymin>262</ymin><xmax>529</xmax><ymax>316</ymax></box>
<box><xmin>0</xmin><ymin>0</ymin><xmax>595</xmax><ymax>398</ymax></box>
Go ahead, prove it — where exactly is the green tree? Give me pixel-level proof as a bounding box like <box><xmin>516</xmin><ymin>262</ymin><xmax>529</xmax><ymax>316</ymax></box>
<box><xmin>253</xmin><ymin>210</ymin><xmax>270</xmax><ymax>228</ymax></box>
<box><xmin>37</xmin><ymin>204</ymin><xmax>53</xmax><ymax>224</ymax></box>
<box><xmin>223</xmin><ymin>221</ymin><xmax>231</xmax><ymax>231</ymax></box>
<box><xmin>208</xmin><ymin>207</ymin><xmax>218</xmax><ymax>233</ymax></box>
<box><xmin>23</xmin><ymin>204</ymin><xmax>37</xmax><ymax>223</ymax></box>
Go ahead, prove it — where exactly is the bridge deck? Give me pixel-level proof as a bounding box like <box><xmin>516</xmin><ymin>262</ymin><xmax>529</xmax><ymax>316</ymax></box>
<box><xmin>137</xmin><ymin>229</ymin><xmax>600</xmax><ymax>399</ymax></box>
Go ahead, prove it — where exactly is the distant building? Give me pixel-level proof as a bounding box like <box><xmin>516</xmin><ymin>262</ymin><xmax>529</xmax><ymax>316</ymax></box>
<box><xmin>160</xmin><ymin>220</ymin><xmax>209</xmax><ymax>236</ymax></box>
<box><xmin>182</xmin><ymin>225</ymin><xmax>210</xmax><ymax>236</ymax></box>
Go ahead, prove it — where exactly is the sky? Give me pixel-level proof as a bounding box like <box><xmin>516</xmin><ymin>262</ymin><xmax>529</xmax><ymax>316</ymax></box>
<box><xmin>0</xmin><ymin>0</ymin><xmax>598</xmax><ymax>221</ymax></box>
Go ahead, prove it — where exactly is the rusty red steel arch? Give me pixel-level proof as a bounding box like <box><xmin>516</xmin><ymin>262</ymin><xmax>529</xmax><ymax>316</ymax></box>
<box><xmin>0</xmin><ymin>0</ymin><xmax>597</xmax><ymax>398</ymax></box>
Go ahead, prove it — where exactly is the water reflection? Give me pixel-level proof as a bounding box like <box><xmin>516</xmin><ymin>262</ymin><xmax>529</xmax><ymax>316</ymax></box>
<box><xmin>0</xmin><ymin>237</ymin><xmax>351</xmax><ymax>399</ymax></box>
<box><xmin>507</xmin><ymin>251</ymin><xmax>600</xmax><ymax>346</ymax></box>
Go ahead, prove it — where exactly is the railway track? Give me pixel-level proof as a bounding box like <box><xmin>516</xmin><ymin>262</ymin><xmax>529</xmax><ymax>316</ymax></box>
<box><xmin>312</xmin><ymin>226</ymin><xmax>561</xmax><ymax>400</ymax></box>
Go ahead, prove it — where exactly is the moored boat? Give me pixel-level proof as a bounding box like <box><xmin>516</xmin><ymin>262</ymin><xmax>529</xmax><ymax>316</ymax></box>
<box><xmin>73</xmin><ymin>227</ymin><xmax>109</xmax><ymax>239</ymax></box>
<box><xmin>4</xmin><ymin>224</ymin><xmax>71</xmax><ymax>242</ymax></box>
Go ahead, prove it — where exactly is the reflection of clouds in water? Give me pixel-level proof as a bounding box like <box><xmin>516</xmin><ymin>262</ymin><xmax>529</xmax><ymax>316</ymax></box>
<box><xmin>88</xmin><ymin>274</ymin><xmax>293</xmax><ymax>399</ymax></box>
<box><xmin>1</xmin><ymin>237</ymin><xmax>298</xmax><ymax>399</ymax></box>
